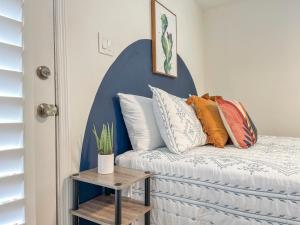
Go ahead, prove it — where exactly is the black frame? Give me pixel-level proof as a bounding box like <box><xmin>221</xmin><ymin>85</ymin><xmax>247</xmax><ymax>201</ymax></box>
<box><xmin>144</xmin><ymin>177</ymin><xmax>151</xmax><ymax>225</ymax></box>
<box><xmin>72</xmin><ymin>176</ymin><xmax>151</xmax><ymax>225</ymax></box>
<box><xmin>115</xmin><ymin>190</ymin><xmax>122</xmax><ymax>225</ymax></box>
<box><xmin>72</xmin><ymin>179</ymin><xmax>79</xmax><ymax>225</ymax></box>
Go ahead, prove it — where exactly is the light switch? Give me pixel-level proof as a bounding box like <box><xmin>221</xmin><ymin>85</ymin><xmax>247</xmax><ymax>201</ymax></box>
<box><xmin>98</xmin><ymin>32</ymin><xmax>113</xmax><ymax>56</ymax></box>
<box><xmin>102</xmin><ymin>40</ymin><xmax>108</xmax><ymax>49</ymax></box>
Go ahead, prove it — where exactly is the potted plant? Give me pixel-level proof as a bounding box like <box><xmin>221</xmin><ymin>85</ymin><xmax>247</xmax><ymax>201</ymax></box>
<box><xmin>93</xmin><ymin>123</ymin><xmax>114</xmax><ymax>174</ymax></box>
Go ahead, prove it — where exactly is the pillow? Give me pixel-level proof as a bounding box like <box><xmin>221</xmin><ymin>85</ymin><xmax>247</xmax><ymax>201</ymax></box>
<box><xmin>216</xmin><ymin>97</ymin><xmax>258</xmax><ymax>149</ymax></box>
<box><xmin>118</xmin><ymin>93</ymin><xmax>165</xmax><ymax>151</ymax></box>
<box><xmin>149</xmin><ymin>86</ymin><xmax>207</xmax><ymax>154</ymax></box>
<box><xmin>186</xmin><ymin>95</ymin><xmax>228</xmax><ymax>148</ymax></box>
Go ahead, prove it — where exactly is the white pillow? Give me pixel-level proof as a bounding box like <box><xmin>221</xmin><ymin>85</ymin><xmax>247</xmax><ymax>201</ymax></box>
<box><xmin>149</xmin><ymin>86</ymin><xmax>207</xmax><ymax>154</ymax></box>
<box><xmin>118</xmin><ymin>93</ymin><xmax>165</xmax><ymax>151</ymax></box>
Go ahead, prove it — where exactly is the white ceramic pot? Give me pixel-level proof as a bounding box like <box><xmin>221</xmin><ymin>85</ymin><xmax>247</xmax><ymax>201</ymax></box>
<box><xmin>98</xmin><ymin>154</ymin><xmax>114</xmax><ymax>174</ymax></box>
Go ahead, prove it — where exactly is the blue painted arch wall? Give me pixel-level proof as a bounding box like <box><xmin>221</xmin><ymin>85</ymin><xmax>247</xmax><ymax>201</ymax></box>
<box><xmin>78</xmin><ymin>39</ymin><xmax>197</xmax><ymax>224</ymax></box>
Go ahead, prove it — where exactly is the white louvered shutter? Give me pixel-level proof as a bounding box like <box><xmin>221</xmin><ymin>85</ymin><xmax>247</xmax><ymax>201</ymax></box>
<box><xmin>0</xmin><ymin>0</ymin><xmax>25</xmax><ymax>224</ymax></box>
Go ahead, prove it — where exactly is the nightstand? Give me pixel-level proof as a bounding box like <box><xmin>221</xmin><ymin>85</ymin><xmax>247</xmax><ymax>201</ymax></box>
<box><xmin>70</xmin><ymin>166</ymin><xmax>152</xmax><ymax>225</ymax></box>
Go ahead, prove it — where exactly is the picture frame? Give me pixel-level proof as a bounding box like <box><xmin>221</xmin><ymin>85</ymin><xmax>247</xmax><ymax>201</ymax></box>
<box><xmin>151</xmin><ymin>0</ymin><xmax>177</xmax><ymax>78</ymax></box>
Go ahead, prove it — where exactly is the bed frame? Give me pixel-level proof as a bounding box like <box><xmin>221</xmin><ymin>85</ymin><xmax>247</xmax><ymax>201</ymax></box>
<box><xmin>78</xmin><ymin>39</ymin><xmax>197</xmax><ymax>224</ymax></box>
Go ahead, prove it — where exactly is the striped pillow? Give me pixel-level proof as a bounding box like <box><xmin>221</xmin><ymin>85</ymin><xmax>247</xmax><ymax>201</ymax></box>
<box><xmin>150</xmin><ymin>86</ymin><xmax>207</xmax><ymax>154</ymax></box>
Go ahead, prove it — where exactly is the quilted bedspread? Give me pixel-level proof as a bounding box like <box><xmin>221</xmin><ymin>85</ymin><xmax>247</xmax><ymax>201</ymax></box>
<box><xmin>116</xmin><ymin>136</ymin><xmax>300</xmax><ymax>225</ymax></box>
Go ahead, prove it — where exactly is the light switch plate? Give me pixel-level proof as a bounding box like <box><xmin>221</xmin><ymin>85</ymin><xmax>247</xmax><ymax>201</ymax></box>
<box><xmin>98</xmin><ymin>32</ymin><xmax>113</xmax><ymax>56</ymax></box>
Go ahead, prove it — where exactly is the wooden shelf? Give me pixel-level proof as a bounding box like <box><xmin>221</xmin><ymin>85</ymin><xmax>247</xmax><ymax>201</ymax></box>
<box><xmin>71</xmin><ymin>195</ymin><xmax>152</xmax><ymax>225</ymax></box>
<box><xmin>71</xmin><ymin>166</ymin><xmax>151</xmax><ymax>190</ymax></box>
<box><xmin>71</xmin><ymin>166</ymin><xmax>152</xmax><ymax>225</ymax></box>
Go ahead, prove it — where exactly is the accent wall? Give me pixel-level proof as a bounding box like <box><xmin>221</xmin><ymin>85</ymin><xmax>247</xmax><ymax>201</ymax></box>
<box><xmin>65</xmin><ymin>0</ymin><xmax>205</xmax><ymax>172</ymax></box>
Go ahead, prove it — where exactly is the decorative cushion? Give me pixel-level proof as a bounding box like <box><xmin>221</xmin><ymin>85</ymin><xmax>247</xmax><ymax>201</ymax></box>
<box><xmin>118</xmin><ymin>93</ymin><xmax>165</xmax><ymax>151</ymax></box>
<box><xmin>150</xmin><ymin>86</ymin><xmax>207</xmax><ymax>154</ymax></box>
<box><xmin>186</xmin><ymin>95</ymin><xmax>229</xmax><ymax>148</ymax></box>
<box><xmin>216</xmin><ymin>97</ymin><xmax>258</xmax><ymax>149</ymax></box>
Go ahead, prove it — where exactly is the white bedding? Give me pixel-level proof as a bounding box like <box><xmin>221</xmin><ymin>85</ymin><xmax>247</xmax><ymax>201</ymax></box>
<box><xmin>116</xmin><ymin>136</ymin><xmax>300</xmax><ymax>225</ymax></box>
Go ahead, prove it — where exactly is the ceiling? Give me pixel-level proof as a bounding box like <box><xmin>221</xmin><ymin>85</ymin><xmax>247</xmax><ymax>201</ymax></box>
<box><xmin>196</xmin><ymin>0</ymin><xmax>239</xmax><ymax>10</ymax></box>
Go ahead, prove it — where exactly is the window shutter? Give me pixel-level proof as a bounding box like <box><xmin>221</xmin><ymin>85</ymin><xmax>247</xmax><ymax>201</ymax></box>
<box><xmin>0</xmin><ymin>0</ymin><xmax>25</xmax><ymax>224</ymax></box>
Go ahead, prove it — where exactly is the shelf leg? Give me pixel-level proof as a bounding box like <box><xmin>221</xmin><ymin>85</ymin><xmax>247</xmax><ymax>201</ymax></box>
<box><xmin>72</xmin><ymin>179</ymin><xmax>79</xmax><ymax>225</ymax></box>
<box><xmin>115</xmin><ymin>189</ymin><xmax>122</xmax><ymax>225</ymax></box>
<box><xmin>72</xmin><ymin>215</ymin><xmax>79</xmax><ymax>225</ymax></box>
<box><xmin>104</xmin><ymin>187</ymin><xmax>111</xmax><ymax>196</ymax></box>
<box><xmin>144</xmin><ymin>177</ymin><xmax>150</xmax><ymax>225</ymax></box>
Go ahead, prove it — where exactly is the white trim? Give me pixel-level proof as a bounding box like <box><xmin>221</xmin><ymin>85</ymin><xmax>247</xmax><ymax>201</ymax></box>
<box><xmin>54</xmin><ymin>1</ymin><xmax>72</xmax><ymax>225</ymax></box>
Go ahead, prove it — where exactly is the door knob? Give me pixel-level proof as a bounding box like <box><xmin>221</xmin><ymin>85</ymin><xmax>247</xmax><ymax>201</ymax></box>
<box><xmin>37</xmin><ymin>103</ymin><xmax>58</xmax><ymax>118</ymax></box>
<box><xmin>36</xmin><ymin>66</ymin><xmax>51</xmax><ymax>80</ymax></box>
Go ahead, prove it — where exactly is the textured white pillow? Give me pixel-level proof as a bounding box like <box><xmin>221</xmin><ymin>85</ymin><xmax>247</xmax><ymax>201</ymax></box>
<box><xmin>149</xmin><ymin>86</ymin><xmax>207</xmax><ymax>154</ymax></box>
<box><xmin>118</xmin><ymin>93</ymin><xmax>165</xmax><ymax>151</ymax></box>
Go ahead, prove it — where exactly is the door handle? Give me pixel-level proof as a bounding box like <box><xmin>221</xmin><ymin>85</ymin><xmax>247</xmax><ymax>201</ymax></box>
<box><xmin>37</xmin><ymin>103</ymin><xmax>58</xmax><ymax>118</ymax></box>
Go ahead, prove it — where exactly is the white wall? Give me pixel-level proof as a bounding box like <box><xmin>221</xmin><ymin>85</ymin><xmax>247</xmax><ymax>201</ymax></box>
<box><xmin>65</xmin><ymin>0</ymin><xmax>205</xmax><ymax>172</ymax></box>
<box><xmin>203</xmin><ymin>0</ymin><xmax>300</xmax><ymax>138</ymax></box>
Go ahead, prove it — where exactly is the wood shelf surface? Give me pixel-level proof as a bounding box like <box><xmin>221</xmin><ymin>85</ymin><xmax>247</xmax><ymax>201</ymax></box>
<box><xmin>71</xmin><ymin>195</ymin><xmax>152</xmax><ymax>225</ymax></box>
<box><xmin>71</xmin><ymin>166</ymin><xmax>151</xmax><ymax>190</ymax></box>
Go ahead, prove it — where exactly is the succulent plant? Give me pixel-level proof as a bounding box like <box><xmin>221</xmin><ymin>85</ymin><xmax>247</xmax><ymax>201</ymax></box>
<box><xmin>161</xmin><ymin>14</ymin><xmax>173</xmax><ymax>74</ymax></box>
<box><xmin>93</xmin><ymin>123</ymin><xmax>114</xmax><ymax>155</ymax></box>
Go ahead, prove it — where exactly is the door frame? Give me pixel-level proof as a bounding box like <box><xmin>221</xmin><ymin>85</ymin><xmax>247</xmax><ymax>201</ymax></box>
<box><xmin>54</xmin><ymin>0</ymin><xmax>72</xmax><ymax>225</ymax></box>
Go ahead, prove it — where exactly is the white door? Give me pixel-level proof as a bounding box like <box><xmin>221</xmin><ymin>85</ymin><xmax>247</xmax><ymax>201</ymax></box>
<box><xmin>0</xmin><ymin>0</ymin><xmax>57</xmax><ymax>224</ymax></box>
<box><xmin>23</xmin><ymin>0</ymin><xmax>57</xmax><ymax>224</ymax></box>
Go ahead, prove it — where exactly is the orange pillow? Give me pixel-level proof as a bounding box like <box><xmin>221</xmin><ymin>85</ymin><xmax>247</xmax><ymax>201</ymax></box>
<box><xmin>187</xmin><ymin>95</ymin><xmax>229</xmax><ymax>148</ymax></box>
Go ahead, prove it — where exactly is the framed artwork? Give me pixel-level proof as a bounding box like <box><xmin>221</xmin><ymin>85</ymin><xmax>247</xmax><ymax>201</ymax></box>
<box><xmin>151</xmin><ymin>0</ymin><xmax>177</xmax><ymax>78</ymax></box>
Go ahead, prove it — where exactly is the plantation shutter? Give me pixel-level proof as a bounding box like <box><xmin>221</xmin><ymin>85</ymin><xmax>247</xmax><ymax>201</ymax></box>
<box><xmin>0</xmin><ymin>0</ymin><xmax>25</xmax><ymax>224</ymax></box>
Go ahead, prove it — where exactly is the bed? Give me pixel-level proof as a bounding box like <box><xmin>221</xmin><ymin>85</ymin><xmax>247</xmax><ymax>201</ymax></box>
<box><xmin>116</xmin><ymin>136</ymin><xmax>300</xmax><ymax>225</ymax></box>
<box><xmin>79</xmin><ymin>39</ymin><xmax>300</xmax><ymax>225</ymax></box>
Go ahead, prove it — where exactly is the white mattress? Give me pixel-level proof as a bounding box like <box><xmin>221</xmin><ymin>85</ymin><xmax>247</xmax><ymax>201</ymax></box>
<box><xmin>116</xmin><ymin>136</ymin><xmax>300</xmax><ymax>225</ymax></box>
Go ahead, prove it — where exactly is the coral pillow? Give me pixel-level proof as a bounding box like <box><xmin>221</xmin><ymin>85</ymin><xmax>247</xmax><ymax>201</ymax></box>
<box><xmin>187</xmin><ymin>95</ymin><xmax>229</xmax><ymax>148</ymax></box>
<box><xmin>216</xmin><ymin>97</ymin><xmax>257</xmax><ymax>149</ymax></box>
